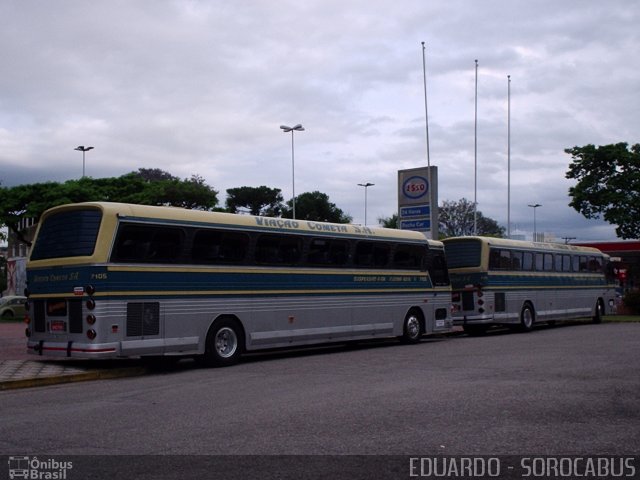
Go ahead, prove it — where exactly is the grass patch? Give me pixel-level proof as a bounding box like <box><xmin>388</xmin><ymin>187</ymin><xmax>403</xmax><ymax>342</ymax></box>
<box><xmin>604</xmin><ymin>315</ymin><xmax>640</xmax><ymax>323</ymax></box>
<box><xmin>0</xmin><ymin>317</ymin><xmax>23</xmax><ymax>324</ymax></box>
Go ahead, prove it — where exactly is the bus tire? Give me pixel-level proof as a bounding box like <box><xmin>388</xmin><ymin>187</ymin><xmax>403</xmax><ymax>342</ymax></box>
<box><xmin>400</xmin><ymin>309</ymin><xmax>423</xmax><ymax>344</ymax></box>
<box><xmin>593</xmin><ymin>300</ymin><xmax>604</xmax><ymax>324</ymax></box>
<box><xmin>202</xmin><ymin>317</ymin><xmax>244</xmax><ymax>367</ymax></box>
<box><xmin>519</xmin><ymin>303</ymin><xmax>535</xmax><ymax>332</ymax></box>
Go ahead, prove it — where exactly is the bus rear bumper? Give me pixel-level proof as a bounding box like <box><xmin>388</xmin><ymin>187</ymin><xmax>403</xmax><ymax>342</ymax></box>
<box><xmin>27</xmin><ymin>340</ymin><xmax>119</xmax><ymax>358</ymax></box>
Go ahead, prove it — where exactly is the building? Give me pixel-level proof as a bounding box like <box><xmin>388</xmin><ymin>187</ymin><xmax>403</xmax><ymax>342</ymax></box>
<box><xmin>3</xmin><ymin>218</ymin><xmax>37</xmax><ymax>296</ymax></box>
<box><xmin>575</xmin><ymin>240</ymin><xmax>640</xmax><ymax>292</ymax></box>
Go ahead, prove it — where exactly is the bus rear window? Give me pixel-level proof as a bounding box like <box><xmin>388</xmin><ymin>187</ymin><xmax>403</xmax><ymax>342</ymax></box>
<box><xmin>444</xmin><ymin>240</ymin><xmax>482</xmax><ymax>268</ymax></box>
<box><xmin>30</xmin><ymin>209</ymin><xmax>102</xmax><ymax>260</ymax></box>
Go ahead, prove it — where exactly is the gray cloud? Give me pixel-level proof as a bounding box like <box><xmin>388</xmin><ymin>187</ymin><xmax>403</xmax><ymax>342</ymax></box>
<box><xmin>1</xmin><ymin>0</ymin><xmax>637</xmax><ymax>241</ymax></box>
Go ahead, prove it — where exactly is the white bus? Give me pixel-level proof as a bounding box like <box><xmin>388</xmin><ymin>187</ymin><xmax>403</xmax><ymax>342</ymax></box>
<box><xmin>442</xmin><ymin>236</ymin><xmax>616</xmax><ymax>334</ymax></box>
<box><xmin>25</xmin><ymin>202</ymin><xmax>452</xmax><ymax>366</ymax></box>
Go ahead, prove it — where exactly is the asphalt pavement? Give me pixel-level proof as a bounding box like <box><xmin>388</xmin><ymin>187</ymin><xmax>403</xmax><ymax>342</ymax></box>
<box><xmin>0</xmin><ymin>321</ymin><xmax>146</xmax><ymax>390</ymax></box>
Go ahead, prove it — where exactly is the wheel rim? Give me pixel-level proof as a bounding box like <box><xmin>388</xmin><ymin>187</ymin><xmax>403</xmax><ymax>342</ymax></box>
<box><xmin>215</xmin><ymin>327</ymin><xmax>238</xmax><ymax>358</ymax></box>
<box><xmin>522</xmin><ymin>308</ymin><xmax>533</xmax><ymax>329</ymax></box>
<box><xmin>405</xmin><ymin>315</ymin><xmax>420</xmax><ymax>339</ymax></box>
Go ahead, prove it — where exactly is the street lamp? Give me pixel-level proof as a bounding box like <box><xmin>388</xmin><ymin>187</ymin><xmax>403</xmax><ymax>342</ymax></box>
<box><xmin>280</xmin><ymin>124</ymin><xmax>304</xmax><ymax>219</ymax></box>
<box><xmin>75</xmin><ymin>146</ymin><xmax>94</xmax><ymax>178</ymax></box>
<box><xmin>528</xmin><ymin>203</ymin><xmax>542</xmax><ymax>241</ymax></box>
<box><xmin>357</xmin><ymin>182</ymin><xmax>375</xmax><ymax>226</ymax></box>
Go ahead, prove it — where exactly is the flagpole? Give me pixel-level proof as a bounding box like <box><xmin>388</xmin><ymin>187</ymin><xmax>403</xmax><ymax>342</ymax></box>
<box><xmin>474</xmin><ymin>59</ymin><xmax>478</xmax><ymax>235</ymax></box>
<box><xmin>507</xmin><ymin>74</ymin><xmax>511</xmax><ymax>238</ymax></box>
<box><xmin>422</xmin><ymin>42</ymin><xmax>433</xmax><ymax>239</ymax></box>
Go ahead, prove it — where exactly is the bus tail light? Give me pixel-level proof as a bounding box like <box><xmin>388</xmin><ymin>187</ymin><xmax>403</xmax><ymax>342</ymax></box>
<box><xmin>477</xmin><ymin>299</ymin><xmax>484</xmax><ymax>306</ymax></box>
<box><xmin>477</xmin><ymin>289</ymin><xmax>484</xmax><ymax>298</ymax></box>
<box><xmin>86</xmin><ymin>299</ymin><xmax>96</xmax><ymax>310</ymax></box>
<box><xmin>87</xmin><ymin>329</ymin><xmax>97</xmax><ymax>340</ymax></box>
<box><xmin>86</xmin><ymin>284</ymin><xmax>96</xmax><ymax>296</ymax></box>
<box><xmin>86</xmin><ymin>314</ymin><xmax>96</xmax><ymax>325</ymax></box>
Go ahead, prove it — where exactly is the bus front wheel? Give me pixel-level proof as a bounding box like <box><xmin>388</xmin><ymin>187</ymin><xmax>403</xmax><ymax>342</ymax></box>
<box><xmin>400</xmin><ymin>309</ymin><xmax>423</xmax><ymax>344</ymax></box>
<box><xmin>519</xmin><ymin>303</ymin><xmax>535</xmax><ymax>332</ymax></box>
<box><xmin>202</xmin><ymin>317</ymin><xmax>244</xmax><ymax>367</ymax></box>
<box><xmin>593</xmin><ymin>300</ymin><xmax>604</xmax><ymax>324</ymax></box>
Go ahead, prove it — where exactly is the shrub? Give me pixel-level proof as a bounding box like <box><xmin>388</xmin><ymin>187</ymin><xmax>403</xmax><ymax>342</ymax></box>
<box><xmin>622</xmin><ymin>290</ymin><xmax>640</xmax><ymax>315</ymax></box>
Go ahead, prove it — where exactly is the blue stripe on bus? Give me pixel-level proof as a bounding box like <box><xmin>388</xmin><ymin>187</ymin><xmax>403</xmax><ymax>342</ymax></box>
<box><xmin>27</xmin><ymin>266</ymin><xmax>435</xmax><ymax>296</ymax></box>
<box><xmin>450</xmin><ymin>272</ymin><xmax>608</xmax><ymax>289</ymax></box>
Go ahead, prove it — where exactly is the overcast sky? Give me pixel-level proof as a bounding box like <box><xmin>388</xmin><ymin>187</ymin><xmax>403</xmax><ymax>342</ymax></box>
<box><xmin>1</xmin><ymin>0</ymin><xmax>638</xmax><ymax>242</ymax></box>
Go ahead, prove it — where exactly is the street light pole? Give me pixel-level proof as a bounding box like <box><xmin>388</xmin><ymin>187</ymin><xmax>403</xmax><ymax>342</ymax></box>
<box><xmin>280</xmin><ymin>124</ymin><xmax>305</xmax><ymax>219</ymax></box>
<box><xmin>357</xmin><ymin>182</ymin><xmax>374</xmax><ymax>226</ymax></box>
<box><xmin>75</xmin><ymin>145</ymin><xmax>94</xmax><ymax>178</ymax></box>
<box><xmin>528</xmin><ymin>203</ymin><xmax>542</xmax><ymax>241</ymax></box>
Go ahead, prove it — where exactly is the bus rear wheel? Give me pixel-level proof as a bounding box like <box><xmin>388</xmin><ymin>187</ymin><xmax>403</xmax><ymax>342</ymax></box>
<box><xmin>519</xmin><ymin>303</ymin><xmax>535</xmax><ymax>332</ymax></box>
<box><xmin>400</xmin><ymin>309</ymin><xmax>423</xmax><ymax>344</ymax></box>
<box><xmin>202</xmin><ymin>317</ymin><xmax>244</xmax><ymax>367</ymax></box>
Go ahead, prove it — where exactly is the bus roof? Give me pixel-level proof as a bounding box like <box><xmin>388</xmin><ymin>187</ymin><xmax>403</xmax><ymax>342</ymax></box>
<box><xmin>38</xmin><ymin>201</ymin><xmax>444</xmax><ymax>247</ymax></box>
<box><xmin>442</xmin><ymin>236</ymin><xmax>604</xmax><ymax>255</ymax></box>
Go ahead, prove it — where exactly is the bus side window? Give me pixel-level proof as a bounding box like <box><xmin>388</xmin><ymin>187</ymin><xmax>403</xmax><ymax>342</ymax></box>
<box><xmin>148</xmin><ymin>229</ymin><xmax>183</xmax><ymax>262</ymax></box>
<box><xmin>192</xmin><ymin>230</ymin><xmax>249</xmax><ymax>264</ymax></box>
<box><xmin>579</xmin><ymin>256</ymin><xmax>589</xmax><ymax>272</ymax></box>
<box><xmin>588</xmin><ymin>256</ymin><xmax>602</xmax><ymax>272</ymax></box>
<box><xmin>562</xmin><ymin>255</ymin><xmax>572</xmax><ymax>272</ymax></box>
<box><xmin>572</xmin><ymin>255</ymin><xmax>580</xmax><ymax>272</ymax></box>
<box><xmin>355</xmin><ymin>241</ymin><xmax>390</xmax><ymax>268</ymax></box>
<box><xmin>112</xmin><ymin>225</ymin><xmax>183</xmax><ymax>263</ymax></box>
<box><xmin>523</xmin><ymin>252</ymin><xmax>534</xmax><ymax>271</ymax></box>
<box><xmin>393</xmin><ymin>244</ymin><xmax>425</xmax><ymax>270</ymax></box>
<box><xmin>511</xmin><ymin>251</ymin><xmax>522</xmax><ymax>270</ymax></box>
<box><xmin>255</xmin><ymin>234</ymin><xmax>301</xmax><ymax>265</ymax></box>
<box><xmin>307</xmin><ymin>239</ymin><xmax>349</xmax><ymax>266</ymax></box>
<box><xmin>535</xmin><ymin>252</ymin><xmax>544</xmax><ymax>271</ymax></box>
<box><xmin>489</xmin><ymin>249</ymin><xmax>502</xmax><ymax>270</ymax></box>
<box><xmin>543</xmin><ymin>253</ymin><xmax>554</xmax><ymax>271</ymax></box>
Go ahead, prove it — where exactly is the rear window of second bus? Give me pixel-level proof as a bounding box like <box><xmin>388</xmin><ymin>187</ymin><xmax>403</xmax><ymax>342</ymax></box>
<box><xmin>443</xmin><ymin>240</ymin><xmax>482</xmax><ymax>268</ymax></box>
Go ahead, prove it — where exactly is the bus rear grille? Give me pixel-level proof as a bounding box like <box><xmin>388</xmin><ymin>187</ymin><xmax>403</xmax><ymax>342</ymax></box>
<box><xmin>462</xmin><ymin>291</ymin><xmax>475</xmax><ymax>311</ymax></box>
<box><xmin>126</xmin><ymin>302</ymin><xmax>160</xmax><ymax>337</ymax></box>
<box><xmin>34</xmin><ymin>300</ymin><xmax>45</xmax><ymax>332</ymax></box>
<box><xmin>69</xmin><ymin>299</ymin><xmax>83</xmax><ymax>333</ymax></box>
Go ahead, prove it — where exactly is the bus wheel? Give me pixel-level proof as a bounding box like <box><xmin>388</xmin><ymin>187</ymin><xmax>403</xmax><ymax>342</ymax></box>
<box><xmin>519</xmin><ymin>303</ymin><xmax>535</xmax><ymax>332</ymax></box>
<box><xmin>593</xmin><ymin>300</ymin><xmax>604</xmax><ymax>324</ymax></box>
<box><xmin>400</xmin><ymin>310</ymin><xmax>423</xmax><ymax>344</ymax></box>
<box><xmin>203</xmin><ymin>317</ymin><xmax>244</xmax><ymax>367</ymax></box>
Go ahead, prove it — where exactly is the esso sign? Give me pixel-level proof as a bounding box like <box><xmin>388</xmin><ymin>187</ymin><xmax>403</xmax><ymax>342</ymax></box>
<box><xmin>403</xmin><ymin>175</ymin><xmax>429</xmax><ymax>199</ymax></box>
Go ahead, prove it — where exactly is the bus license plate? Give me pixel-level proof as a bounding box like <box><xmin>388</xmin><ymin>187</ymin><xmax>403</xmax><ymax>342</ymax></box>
<box><xmin>50</xmin><ymin>320</ymin><xmax>66</xmax><ymax>333</ymax></box>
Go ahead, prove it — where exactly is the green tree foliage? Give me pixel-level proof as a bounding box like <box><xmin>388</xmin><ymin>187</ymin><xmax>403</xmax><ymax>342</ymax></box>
<box><xmin>225</xmin><ymin>186</ymin><xmax>284</xmax><ymax>216</ymax></box>
<box><xmin>565</xmin><ymin>143</ymin><xmax>640</xmax><ymax>239</ymax></box>
<box><xmin>378</xmin><ymin>213</ymin><xmax>399</xmax><ymax>229</ymax></box>
<box><xmin>282</xmin><ymin>191</ymin><xmax>352</xmax><ymax>223</ymax></box>
<box><xmin>0</xmin><ymin>171</ymin><xmax>219</xmax><ymax>245</ymax></box>
<box><xmin>439</xmin><ymin>198</ymin><xmax>505</xmax><ymax>238</ymax></box>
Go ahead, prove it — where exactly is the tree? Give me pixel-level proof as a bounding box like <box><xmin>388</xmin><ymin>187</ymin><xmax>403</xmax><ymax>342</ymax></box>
<box><xmin>0</xmin><ymin>172</ymin><xmax>219</xmax><ymax>245</ymax></box>
<box><xmin>439</xmin><ymin>198</ymin><xmax>505</xmax><ymax>238</ymax></box>
<box><xmin>282</xmin><ymin>191</ymin><xmax>352</xmax><ymax>223</ymax></box>
<box><xmin>378</xmin><ymin>213</ymin><xmax>399</xmax><ymax>229</ymax></box>
<box><xmin>565</xmin><ymin>143</ymin><xmax>640</xmax><ymax>239</ymax></box>
<box><xmin>225</xmin><ymin>186</ymin><xmax>284</xmax><ymax>216</ymax></box>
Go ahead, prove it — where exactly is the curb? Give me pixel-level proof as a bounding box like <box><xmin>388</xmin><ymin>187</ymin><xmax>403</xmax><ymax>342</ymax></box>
<box><xmin>0</xmin><ymin>366</ymin><xmax>148</xmax><ymax>391</ymax></box>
